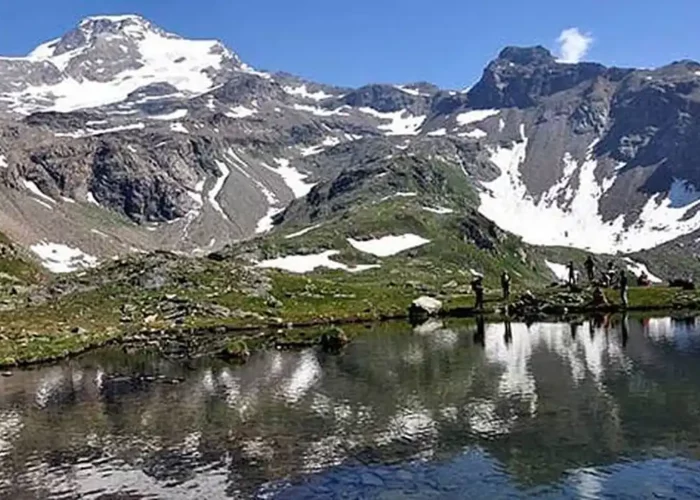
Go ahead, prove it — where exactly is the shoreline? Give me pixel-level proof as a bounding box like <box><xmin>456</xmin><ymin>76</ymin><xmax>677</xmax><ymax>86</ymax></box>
<box><xmin>3</xmin><ymin>285</ymin><xmax>699</xmax><ymax>370</ymax></box>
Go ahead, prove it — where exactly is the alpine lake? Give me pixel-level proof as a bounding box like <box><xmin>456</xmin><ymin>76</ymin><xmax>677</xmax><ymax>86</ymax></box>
<box><xmin>2</xmin><ymin>315</ymin><xmax>700</xmax><ymax>499</ymax></box>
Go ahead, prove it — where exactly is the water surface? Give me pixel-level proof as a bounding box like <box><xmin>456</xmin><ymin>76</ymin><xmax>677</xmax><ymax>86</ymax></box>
<box><xmin>2</xmin><ymin>316</ymin><xmax>700</xmax><ymax>498</ymax></box>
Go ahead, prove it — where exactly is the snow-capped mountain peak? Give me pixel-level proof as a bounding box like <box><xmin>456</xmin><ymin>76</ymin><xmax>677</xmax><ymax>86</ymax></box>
<box><xmin>0</xmin><ymin>14</ymin><xmax>242</xmax><ymax>114</ymax></box>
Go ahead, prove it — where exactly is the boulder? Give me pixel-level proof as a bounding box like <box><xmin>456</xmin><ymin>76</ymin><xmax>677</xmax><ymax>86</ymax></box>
<box><xmin>409</xmin><ymin>296</ymin><xmax>443</xmax><ymax>321</ymax></box>
<box><xmin>320</xmin><ymin>327</ymin><xmax>349</xmax><ymax>352</ymax></box>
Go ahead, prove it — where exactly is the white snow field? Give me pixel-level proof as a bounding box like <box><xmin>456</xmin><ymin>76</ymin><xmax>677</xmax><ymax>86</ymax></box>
<box><xmin>257</xmin><ymin>250</ymin><xmax>379</xmax><ymax>273</ymax></box>
<box><xmin>0</xmin><ymin>155</ymin><xmax>7</xmax><ymax>168</ymax></box>
<box><xmin>285</xmin><ymin>224</ymin><xmax>323</xmax><ymax>239</ymax></box>
<box><xmin>225</xmin><ymin>105</ymin><xmax>257</xmax><ymax>118</ymax></box>
<box><xmin>283</xmin><ymin>85</ymin><xmax>333</xmax><ymax>101</ymax></box>
<box><xmin>545</xmin><ymin>261</ymin><xmax>569</xmax><ymax>282</ymax></box>
<box><xmin>427</xmin><ymin>128</ymin><xmax>447</xmax><ymax>137</ymax></box>
<box><xmin>55</xmin><ymin>123</ymin><xmax>146</xmax><ymax>138</ymax></box>
<box><xmin>358</xmin><ymin>107</ymin><xmax>426</xmax><ymax>135</ymax></box>
<box><xmin>266</xmin><ymin>158</ymin><xmax>317</xmax><ymax>198</ymax></box>
<box><xmin>299</xmin><ymin>136</ymin><xmax>341</xmax><ymax>157</ymax></box>
<box><xmin>459</xmin><ymin>128</ymin><xmax>487</xmax><ymax>139</ymax></box>
<box><xmin>150</xmin><ymin>109</ymin><xmax>188</xmax><ymax>121</ymax></box>
<box><xmin>30</xmin><ymin>242</ymin><xmax>98</xmax><ymax>273</ymax></box>
<box><xmin>623</xmin><ymin>258</ymin><xmax>663</xmax><ymax>283</ymax></box>
<box><xmin>477</xmin><ymin>125</ymin><xmax>700</xmax><ymax>253</ymax></box>
<box><xmin>456</xmin><ymin>109</ymin><xmax>500</xmax><ymax>126</ymax></box>
<box><xmin>9</xmin><ymin>15</ymin><xmax>237</xmax><ymax>114</ymax></box>
<box><xmin>422</xmin><ymin>206</ymin><xmax>454</xmax><ymax>215</ymax></box>
<box><xmin>347</xmin><ymin>234</ymin><xmax>431</xmax><ymax>257</ymax></box>
<box><xmin>292</xmin><ymin>104</ymin><xmax>348</xmax><ymax>117</ymax></box>
<box><xmin>23</xmin><ymin>180</ymin><xmax>55</xmax><ymax>204</ymax></box>
<box><xmin>170</xmin><ymin>122</ymin><xmax>189</xmax><ymax>133</ymax></box>
<box><xmin>210</xmin><ymin>161</ymin><xmax>232</xmax><ymax>221</ymax></box>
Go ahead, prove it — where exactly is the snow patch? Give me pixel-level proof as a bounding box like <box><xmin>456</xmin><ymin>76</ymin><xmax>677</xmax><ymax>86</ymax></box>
<box><xmin>30</xmin><ymin>198</ymin><xmax>53</xmax><ymax>210</ymax></box>
<box><xmin>150</xmin><ymin>109</ymin><xmax>188</xmax><ymax>121</ymax></box>
<box><xmin>283</xmin><ymin>85</ymin><xmax>333</xmax><ymax>101</ymax></box>
<box><xmin>423</xmin><ymin>206</ymin><xmax>454</xmax><ymax>214</ymax></box>
<box><xmin>456</xmin><ymin>109</ymin><xmax>500</xmax><ymax>126</ymax></box>
<box><xmin>380</xmin><ymin>191</ymin><xmax>417</xmax><ymax>202</ymax></box>
<box><xmin>292</xmin><ymin>103</ymin><xmax>348</xmax><ymax>117</ymax></box>
<box><xmin>91</xmin><ymin>229</ymin><xmax>109</xmax><ymax>238</ymax></box>
<box><xmin>86</xmin><ymin>192</ymin><xmax>100</xmax><ymax>206</ymax></box>
<box><xmin>545</xmin><ymin>261</ymin><xmax>569</xmax><ymax>282</ymax></box>
<box><xmin>479</xmin><ymin>130</ymin><xmax>700</xmax><ymax>252</ymax></box>
<box><xmin>210</xmin><ymin>160</ymin><xmax>231</xmax><ymax>221</ymax></box>
<box><xmin>264</xmin><ymin>158</ymin><xmax>317</xmax><ymax>198</ymax></box>
<box><xmin>170</xmin><ymin>122</ymin><xmax>189</xmax><ymax>133</ymax></box>
<box><xmin>55</xmin><ymin>123</ymin><xmax>145</xmax><ymax>138</ymax></box>
<box><xmin>299</xmin><ymin>136</ymin><xmax>341</xmax><ymax>157</ymax></box>
<box><xmin>30</xmin><ymin>242</ymin><xmax>98</xmax><ymax>273</ymax></box>
<box><xmin>359</xmin><ymin>107</ymin><xmax>425</xmax><ymax>136</ymax></box>
<box><xmin>225</xmin><ymin>105</ymin><xmax>257</xmax><ymax>118</ymax></box>
<box><xmin>258</xmin><ymin>250</ymin><xmax>379</xmax><ymax>274</ymax></box>
<box><xmin>226</xmin><ymin>150</ymin><xmax>283</xmax><ymax>233</ymax></box>
<box><xmin>285</xmin><ymin>224</ymin><xmax>323</xmax><ymax>239</ymax></box>
<box><xmin>623</xmin><ymin>258</ymin><xmax>662</xmax><ymax>284</ymax></box>
<box><xmin>395</xmin><ymin>85</ymin><xmax>419</xmax><ymax>96</ymax></box>
<box><xmin>23</xmin><ymin>180</ymin><xmax>55</xmax><ymax>204</ymax></box>
<box><xmin>427</xmin><ymin>128</ymin><xmax>447</xmax><ymax>137</ymax></box>
<box><xmin>459</xmin><ymin>128</ymin><xmax>487</xmax><ymax>139</ymax></box>
<box><xmin>0</xmin><ymin>155</ymin><xmax>6</xmax><ymax>168</ymax></box>
<box><xmin>347</xmin><ymin>234</ymin><xmax>431</xmax><ymax>257</ymax></box>
<box><xmin>13</xmin><ymin>23</ymin><xmax>235</xmax><ymax>113</ymax></box>
<box><xmin>255</xmin><ymin>207</ymin><xmax>284</xmax><ymax>234</ymax></box>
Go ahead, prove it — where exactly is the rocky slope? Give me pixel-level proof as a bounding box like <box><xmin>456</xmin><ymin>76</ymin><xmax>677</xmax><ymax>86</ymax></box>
<box><xmin>0</xmin><ymin>15</ymin><xmax>699</xmax><ymax>280</ymax></box>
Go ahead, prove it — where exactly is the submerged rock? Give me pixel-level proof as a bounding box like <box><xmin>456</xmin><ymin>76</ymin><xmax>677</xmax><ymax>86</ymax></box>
<box><xmin>219</xmin><ymin>339</ymin><xmax>250</xmax><ymax>361</ymax></box>
<box><xmin>320</xmin><ymin>327</ymin><xmax>349</xmax><ymax>352</ymax></box>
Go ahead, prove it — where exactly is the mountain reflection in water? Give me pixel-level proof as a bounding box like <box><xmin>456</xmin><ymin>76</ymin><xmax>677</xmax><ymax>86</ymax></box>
<box><xmin>1</xmin><ymin>316</ymin><xmax>700</xmax><ymax>499</ymax></box>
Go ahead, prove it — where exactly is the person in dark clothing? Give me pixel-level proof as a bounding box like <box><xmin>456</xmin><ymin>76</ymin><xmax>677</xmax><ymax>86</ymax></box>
<box><xmin>584</xmin><ymin>256</ymin><xmax>595</xmax><ymax>282</ymax></box>
<box><xmin>567</xmin><ymin>261</ymin><xmax>576</xmax><ymax>286</ymax></box>
<box><xmin>501</xmin><ymin>271</ymin><xmax>511</xmax><ymax>301</ymax></box>
<box><xmin>637</xmin><ymin>271</ymin><xmax>651</xmax><ymax>287</ymax></box>
<box><xmin>471</xmin><ymin>276</ymin><xmax>484</xmax><ymax>310</ymax></box>
<box><xmin>619</xmin><ymin>270</ymin><xmax>629</xmax><ymax>308</ymax></box>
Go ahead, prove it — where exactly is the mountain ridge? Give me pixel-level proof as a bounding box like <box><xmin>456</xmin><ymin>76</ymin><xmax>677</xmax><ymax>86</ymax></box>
<box><xmin>0</xmin><ymin>15</ymin><xmax>699</xmax><ymax>279</ymax></box>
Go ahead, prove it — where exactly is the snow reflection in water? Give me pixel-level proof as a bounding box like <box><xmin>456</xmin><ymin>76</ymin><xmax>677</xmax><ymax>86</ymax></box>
<box><xmin>0</xmin><ymin>316</ymin><xmax>699</xmax><ymax>498</ymax></box>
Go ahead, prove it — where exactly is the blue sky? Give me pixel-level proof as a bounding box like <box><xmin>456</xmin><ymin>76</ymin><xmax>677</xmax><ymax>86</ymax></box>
<box><xmin>0</xmin><ymin>0</ymin><xmax>699</xmax><ymax>89</ymax></box>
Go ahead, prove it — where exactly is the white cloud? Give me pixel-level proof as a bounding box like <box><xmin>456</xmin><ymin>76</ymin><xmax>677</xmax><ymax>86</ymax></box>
<box><xmin>556</xmin><ymin>28</ymin><xmax>594</xmax><ymax>63</ymax></box>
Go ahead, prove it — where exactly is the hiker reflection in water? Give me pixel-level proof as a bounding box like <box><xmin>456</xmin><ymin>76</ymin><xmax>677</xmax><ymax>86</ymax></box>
<box><xmin>570</xmin><ymin>322</ymin><xmax>579</xmax><ymax>339</ymax></box>
<box><xmin>619</xmin><ymin>270</ymin><xmax>629</xmax><ymax>309</ymax></box>
<box><xmin>471</xmin><ymin>276</ymin><xmax>484</xmax><ymax>310</ymax></box>
<box><xmin>504</xmin><ymin>320</ymin><xmax>512</xmax><ymax>344</ymax></box>
<box><xmin>474</xmin><ymin>315</ymin><xmax>485</xmax><ymax>346</ymax></box>
<box><xmin>621</xmin><ymin>313</ymin><xmax>629</xmax><ymax>347</ymax></box>
<box><xmin>501</xmin><ymin>271</ymin><xmax>511</xmax><ymax>301</ymax></box>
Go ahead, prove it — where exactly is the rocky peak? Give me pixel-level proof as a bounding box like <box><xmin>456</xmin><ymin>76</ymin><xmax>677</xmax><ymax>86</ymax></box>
<box><xmin>341</xmin><ymin>84</ymin><xmax>430</xmax><ymax>114</ymax></box>
<box><xmin>497</xmin><ymin>46</ymin><xmax>556</xmax><ymax>66</ymax></box>
<box><xmin>468</xmin><ymin>45</ymin><xmax>608</xmax><ymax>109</ymax></box>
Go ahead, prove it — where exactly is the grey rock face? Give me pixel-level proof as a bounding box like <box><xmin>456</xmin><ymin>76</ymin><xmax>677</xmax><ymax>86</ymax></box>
<box><xmin>0</xmin><ymin>15</ymin><xmax>699</xmax><ymax>266</ymax></box>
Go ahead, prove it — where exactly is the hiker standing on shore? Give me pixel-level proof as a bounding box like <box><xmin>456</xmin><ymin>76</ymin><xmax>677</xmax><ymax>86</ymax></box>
<box><xmin>567</xmin><ymin>261</ymin><xmax>576</xmax><ymax>286</ymax></box>
<box><xmin>619</xmin><ymin>270</ymin><xmax>629</xmax><ymax>309</ymax></box>
<box><xmin>472</xmin><ymin>276</ymin><xmax>485</xmax><ymax>310</ymax></box>
<box><xmin>584</xmin><ymin>256</ymin><xmax>595</xmax><ymax>282</ymax></box>
<box><xmin>501</xmin><ymin>271</ymin><xmax>511</xmax><ymax>301</ymax></box>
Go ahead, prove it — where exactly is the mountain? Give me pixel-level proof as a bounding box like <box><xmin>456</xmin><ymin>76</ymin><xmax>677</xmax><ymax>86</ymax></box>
<box><xmin>0</xmin><ymin>15</ymin><xmax>699</xmax><ymax>280</ymax></box>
